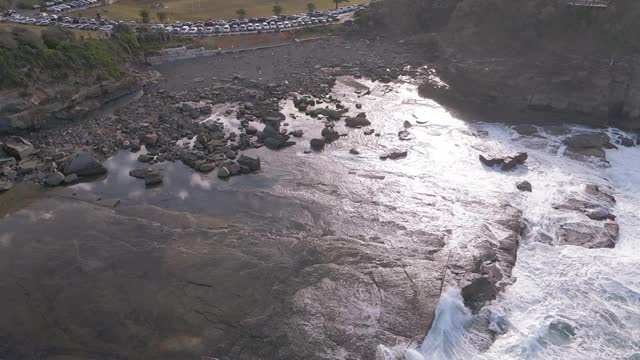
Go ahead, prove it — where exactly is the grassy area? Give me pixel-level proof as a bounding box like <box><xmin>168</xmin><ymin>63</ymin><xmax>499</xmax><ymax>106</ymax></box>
<box><xmin>70</xmin><ymin>0</ymin><xmax>344</xmax><ymax>22</ymax></box>
<box><xmin>0</xmin><ymin>24</ymin><xmax>133</xmax><ymax>89</ymax></box>
<box><xmin>0</xmin><ymin>23</ymin><xmax>101</xmax><ymax>38</ymax></box>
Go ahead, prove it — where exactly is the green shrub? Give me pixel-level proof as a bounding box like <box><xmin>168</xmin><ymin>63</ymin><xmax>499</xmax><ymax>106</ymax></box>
<box><xmin>42</xmin><ymin>26</ymin><xmax>75</xmax><ymax>49</ymax></box>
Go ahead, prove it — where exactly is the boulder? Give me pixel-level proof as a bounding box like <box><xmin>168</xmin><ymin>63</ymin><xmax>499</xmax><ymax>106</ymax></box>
<box><xmin>310</xmin><ymin>138</ymin><xmax>326</xmax><ymax>151</ymax></box>
<box><xmin>321</xmin><ymin>127</ymin><xmax>340</xmax><ymax>142</ymax></box>
<box><xmin>64</xmin><ymin>152</ymin><xmax>107</xmax><ymax>177</ymax></box>
<box><xmin>64</xmin><ymin>174</ymin><xmax>79</xmax><ymax>184</ymax></box>
<box><xmin>545</xmin><ymin>320</ymin><xmax>576</xmax><ymax>346</ymax></box>
<box><xmin>479</xmin><ymin>152</ymin><xmax>528</xmax><ymax>171</ymax></box>
<box><xmin>345</xmin><ymin>113</ymin><xmax>371</xmax><ymax>128</ymax></box>
<box><xmin>45</xmin><ymin>171</ymin><xmax>65</xmax><ymax>187</ymax></box>
<box><xmin>291</xmin><ymin>130</ymin><xmax>304</xmax><ymax>138</ymax></box>
<box><xmin>398</xmin><ymin>130</ymin><xmax>413</xmax><ymax>141</ymax></box>
<box><xmin>381</xmin><ymin>149</ymin><xmax>408</xmax><ymax>160</ymax></box>
<box><xmin>403</xmin><ymin>121</ymin><xmax>412</xmax><ymax>128</ymax></box>
<box><xmin>363</xmin><ymin>129</ymin><xmax>375</xmax><ymax>135</ymax></box>
<box><xmin>349</xmin><ymin>148</ymin><xmax>360</xmax><ymax>155</ymax></box>
<box><xmin>0</xmin><ymin>157</ymin><xmax>17</xmax><ymax>168</ymax></box>
<box><xmin>198</xmin><ymin>163</ymin><xmax>216</xmax><ymax>173</ymax></box>
<box><xmin>142</xmin><ymin>133</ymin><xmax>158</xmax><ymax>147</ymax></box>
<box><xmin>237</xmin><ymin>155</ymin><xmax>260</xmax><ymax>172</ymax></box>
<box><xmin>512</xmin><ymin>125</ymin><xmax>538</xmax><ymax>136</ymax></box>
<box><xmin>585</xmin><ymin>207</ymin><xmax>615</xmax><ymax>221</ymax></box>
<box><xmin>564</xmin><ymin>133</ymin><xmax>610</xmax><ymax>149</ymax></box>
<box><xmin>245</xmin><ymin>126</ymin><xmax>258</xmax><ymax>135</ymax></box>
<box><xmin>619</xmin><ymin>137</ymin><xmax>635</xmax><ymax>147</ymax></box>
<box><xmin>129</xmin><ymin>168</ymin><xmax>151</xmax><ymax>179</ymax></box>
<box><xmin>144</xmin><ymin>170</ymin><xmax>163</xmax><ymax>187</ymax></box>
<box><xmin>138</xmin><ymin>154</ymin><xmax>154</xmax><ymax>163</ymax></box>
<box><xmin>558</xmin><ymin>222</ymin><xmax>618</xmax><ymax>248</ymax></box>
<box><xmin>516</xmin><ymin>180</ymin><xmax>532</xmax><ymax>192</ymax></box>
<box><xmin>3</xmin><ymin>136</ymin><xmax>35</xmax><ymax>160</ymax></box>
<box><xmin>263</xmin><ymin>111</ymin><xmax>285</xmax><ymax>131</ymax></box>
<box><xmin>563</xmin><ymin>133</ymin><xmax>610</xmax><ymax>160</ymax></box>
<box><xmin>0</xmin><ymin>180</ymin><xmax>13</xmax><ymax>192</ymax></box>
<box><xmin>461</xmin><ymin>276</ymin><xmax>497</xmax><ymax>312</ymax></box>
<box><xmin>217</xmin><ymin>166</ymin><xmax>231</xmax><ymax>178</ymax></box>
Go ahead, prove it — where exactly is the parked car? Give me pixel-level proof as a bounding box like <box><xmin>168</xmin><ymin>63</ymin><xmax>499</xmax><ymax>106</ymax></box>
<box><xmin>222</xmin><ymin>25</ymin><xmax>230</xmax><ymax>33</ymax></box>
<box><xmin>239</xmin><ymin>24</ymin><xmax>246</xmax><ymax>31</ymax></box>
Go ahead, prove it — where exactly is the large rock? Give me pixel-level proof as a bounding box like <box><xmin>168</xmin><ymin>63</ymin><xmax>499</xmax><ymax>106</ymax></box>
<box><xmin>237</xmin><ymin>155</ymin><xmax>260</xmax><ymax>172</ymax></box>
<box><xmin>380</xmin><ymin>149</ymin><xmax>408</xmax><ymax>160</ymax></box>
<box><xmin>310</xmin><ymin>138</ymin><xmax>326</xmax><ymax>151</ymax></box>
<box><xmin>479</xmin><ymin>152</ymin><xmax>528</xmax><ymax>171</ymax></box>
<box><xmin>563</xmin><ymin>133</ymin><xmax>610</xmax><ymax>149</ymax></box>
<box><xmin>516</xmin><ymin>180</ymin><xmax>532</xmax><ymax>192</ymax></box>
<box><xmin>45</xmin><ymin>171</ymin><xmax>65</xmax><ymax>187</ymax></box>
<box><xmin>563</xmin><ymin>133</ymin><xmax>610</xmax><ymax>160</ymax></box>
<box><xmin>144</xmin><ymin>170</ymin><xmax>163</xmax><ymax>187</ymax></box>
<box><xmin>63</xmin><ymin>151</ymin><xmax>107</xmax><ymax>177</ymax></box>
<box><xmin>558</xmin><ymin>222</ymin><xmax>618</xmax><ymax>248</ymax></box>
<box><xmin>344</xmin><ymin>113</ymin><xmax>371</xmax><ymax>128</ymax></box>
<box><xmin>0</xmin><ymin>180</ymin><xmax>13</xmax><ymax>192</ymax></box>
<box><xmin>3</xmin><ymin>136</ymin><xmax>35</xmax><ymax>160</ymax></box>
<box><xmin>321</xmin><ymin>127</ymin><xmax>340</xmax><ymax>142</ymax></box>
<box><xmin>263</xmin><ymin>111</ymin><xmax>286</xmax><ymax>131</ymax></box>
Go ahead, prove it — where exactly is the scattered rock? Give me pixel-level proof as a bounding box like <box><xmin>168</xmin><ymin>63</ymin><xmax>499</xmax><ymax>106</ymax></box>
<box><xmin>310</xmin><ymin>138</ymin><xmax>326</xmax><ymax>151</ymax></box>
<box><xmin>355</xmin><ymin>103</ymin><xmax>362</xmax><ymax>109</ymax></box>
<box><xmin>237</xmin><ymin>155</ymin><xmax>260</xmax><ymax>172</ymax></box>
<box><xmin>563</xmin><ymin>133</ymin><xmax>610</xmax><ymax>160</ymax></box>
<box><xmin>461</xmin><ymin>276</ymin><xmax>497</xmax><ymax>312</ymax></box>
<box><xmin>619</xmin><ymin>137</ymin><xmax>635</xmax><ymax>147</ymax></box>
<box><xmin>545</xmin><ymin>320</ymin><xmax>576</xmax><ymax>346</ymax></box>
<box><xmin>381</xmin><ymin>149</ymin><xmax>408</xmax><ymax>160</ymax></box>
<box><xmin>63</xmin><ymin>152</ymin><xmax>107</xmax><ymax>177</ymax></box>
<box><xmin>321</xmin><ymin>127</ymin><xmax>340</xmax><ymax>142</ymax></box>
<box><xmin>585</xmin><ymin>207</ymin><xmax>616</xmax><ymax>221</ymax></box>
<box><xmin>345</xmin><ymin>113</ymin><xmax>371</xmax><ymax>128</ymax></box>
<box><xmin>479</xmin><ymin>152</ymin><xmax>528</xmax><ymax>171</ymax></box>
<box><xmin>129</xmin><ymin>168</ymin><xmax>151</xmax><ymax>179</ymax></box>
<box><xmin>0</xmin><ymin>157</ymin><xmax>17</xmax><ymax>168</ymax></box>
<box><xmin>3</xmin><ymin>136</ymin><xmax>35</xmax><ymax>160</ymax></box>
<box><xmin>142</xmin><ymin>133</ymin><xmax>158</xmax><ymax>147</ymax></box>
<box><xmin>63</xmin><ymin>173</ymin><xmax>79</xmax><ymax>184</ymax></box>
<box><xmin>516</xmin><ymin>180</ymin><xmax>532</xmax><ymax>192</ymax></box>
<box><xmin>45</xmin><ymin>171</ymin><xmax>65</xmax><ymax>187</ymax></box>
<box><xmin>217</xmin><ymin>166</ymin><xmax>231</xmax><ymax>178</ymax></box>
<box><xmin>198</xmin><ymin>163</ymin><xmax>216</xmax><ymax>173</ymax></box>
<box><xmin>398</xmin><ymin>130</ymin><xmax>413</xmax><ymax>141</ymax></box>
<box><xmin>245</xmin><ymin>126</ymin><xmax>258</xmax><ymax>135</ymax></box>
<box><xmin>558</xmin><ymin>222</ymin><xmax>618</xmax><ymax>248</ymax></box>
<box><xmin>0</xmin><ymin>180</ymin><xmax>13</xmax><ymax>192</ymax></box>
<box><xmin>138</xmin><ymin>154</ymin><xmax>154</xmax><ymax>163</ymax></box>
<box><xmin>144</xmin><ymin>170</ymin><xmax>163</xmax><ymax>187</ymax></box>
<box><xmin>564</xmin><ymin>133</ymin><xmax>610</xmax><ymax>148</ymax></box>
<box><xmin>512</xmin><ymin>125</ymin><xmax>538</xmax><ymax>136</ymax></box>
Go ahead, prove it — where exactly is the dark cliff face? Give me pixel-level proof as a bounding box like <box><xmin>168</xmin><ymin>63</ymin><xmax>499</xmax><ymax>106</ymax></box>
<box><xmin>359</xmin><ymin>0</ymin><xmax>640</xmax><ymax>128</ymax></box>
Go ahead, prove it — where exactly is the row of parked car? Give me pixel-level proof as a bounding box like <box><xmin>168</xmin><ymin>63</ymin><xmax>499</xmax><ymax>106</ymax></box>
<box><xmin>158</xmin><ymin>16</ymin><xmax>337</xmax><ymax>35</ymax></box>
<box><xmin>0</xmin><ymin>13</ymin><xmax>115</xmax><ymax>31</ymax></box>
<box><xmin>44</xmin><ymin>0</ymin><xmax>99</xmax><ymax>13</ymax></box>
<box><xmin>153</xmin><ymin>4</ymin><xmax>367</xmax><ymax>36</ymax></box>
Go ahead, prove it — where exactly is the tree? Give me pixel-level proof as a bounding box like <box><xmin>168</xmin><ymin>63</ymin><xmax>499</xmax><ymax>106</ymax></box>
<box><xmin>306</xmin><ymin>2</ymin><xmax>316</xmax><ymax>12</ymax></box>
<box><xmin>139</xmin><ymin>9</ymin><xmax>150</xmax><ymax>23</ymax></box>
<box><xmin>272</xmin><ymin>4</ymin><xmax>282</xmax><ymax>16</ymax></box>
<box><xmin>333</xmin><ymin>0</ymin><xmax>348</xmax><ymax>10</ymax></box>
<box><xmin>236</xmin><ymin>8</ymin><xmax>246</xmax><ymax>19</ymax></box>
<box><xmin>157</xmin><ymin>11</ymin><xmax>168</xmax><ymax>23</ymax></box>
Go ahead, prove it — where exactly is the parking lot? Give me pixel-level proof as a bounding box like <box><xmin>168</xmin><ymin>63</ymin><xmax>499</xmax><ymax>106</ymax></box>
<box><xmin>1</xmin><ymin>3</ymin><xmax>364</xmax><ymax>35</ymax></box>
